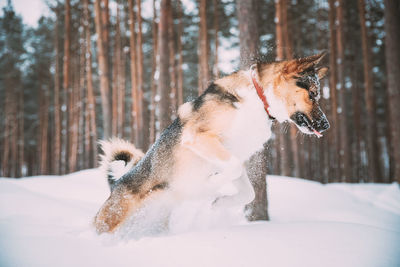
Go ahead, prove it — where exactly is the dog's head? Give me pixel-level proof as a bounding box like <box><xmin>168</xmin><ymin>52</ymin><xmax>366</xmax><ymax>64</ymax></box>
<box><xmin>256</xmin><ymin>52</ymin><xmax>330</xmax><ymax>137</ymax></box>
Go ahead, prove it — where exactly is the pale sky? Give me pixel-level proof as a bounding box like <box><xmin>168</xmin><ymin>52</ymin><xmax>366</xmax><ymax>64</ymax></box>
<box><xmin>0</xmin><ymin>0</ymin><xmax>49</xmax><ymax>26</ymax></box>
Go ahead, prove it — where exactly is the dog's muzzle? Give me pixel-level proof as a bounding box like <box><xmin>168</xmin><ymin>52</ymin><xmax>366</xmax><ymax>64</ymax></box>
<box><xmin>311</xmin><ymin>106</ymin><xmax>330</xmax><ymax>132</ymax></box>
<box><xmin>291</xmin><ymin>111</ymin><xmax>329</xmax><ymax>134</ymax></box>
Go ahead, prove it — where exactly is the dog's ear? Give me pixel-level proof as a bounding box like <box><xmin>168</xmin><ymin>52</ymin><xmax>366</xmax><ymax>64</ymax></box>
<box><xmin>283</xmin><ymin>52</ymin><xmax>327</xmax><ymax>75</ymax></box>
<box><xmin>297</xmin><ymin>52</ymin><xmax>326</xmax><ymax>71</ymax></box>
<box><xmin>316</xmin><ymin>67</ymin><xmax>329</xmax><ymax>79</ymax></box>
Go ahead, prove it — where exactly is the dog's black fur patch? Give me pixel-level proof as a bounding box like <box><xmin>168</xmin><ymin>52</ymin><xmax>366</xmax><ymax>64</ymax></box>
<box><xmin>114</xmin><ymin>151</ymin><xmax>132</xmax><ymax>166</ymax></box>
<box><xmin>193</xmin><ymin>82</ymin><xmax>239</xmax><ymax>111</ymax></box>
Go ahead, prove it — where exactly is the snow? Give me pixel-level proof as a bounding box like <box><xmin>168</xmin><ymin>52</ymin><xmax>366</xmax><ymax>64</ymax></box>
<box><xmin>0</xmin><ymin>169</ymin><xmax>399</xmax><ymax>267</ymax></box>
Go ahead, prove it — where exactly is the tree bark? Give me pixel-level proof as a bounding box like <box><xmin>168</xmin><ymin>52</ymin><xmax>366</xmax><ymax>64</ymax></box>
<box><xmin>168</xmin><ymin>3</ymin><xmax>177</xmax><ymax>116</ymax></box>
<box><xmin>137</xmin><ymin>0</ymin><xmax>145</xmax><ymax>148</ymax></box>
<box><xmin>149</xmin><ymin>0</ymin><xmax>158</xmax><ymax>144</ymax></box>
<box><xmin>328</xmin><ymin>0</ymin><xmax>339</xmax><ymax>181</ymax></box>
<box><xmin>384</xmin><ymin>0</ymin><xmax>400</xmax><ymax>183</ymax></box>
<box><xmin>53</xmin><ymin>6</ymin><xmax>61</xmax><ymax>174</ymax></box>
<box><xmin>68</xmin><ymin>45</ymin><xmax>79</xmax><ymax>173</ymax></box>
<box><xmin>101</xmin><ymin>0</ymin><xmax>110</xmax><ymax>72</ymax></box>
<box><xmin>39</xmin><ymin>85</ymin><xmax>49</xmax><ymax>174</ymax></box>
<box><xmin>95</xmin><ymin>0</ymin><xmax>111</xmax><ymax>138</ymax></box>
<box><xmin>112</xmin><ymin>5</ymin><xmax>121</xmax><ymax>137</ymax></box>
<box><xmin>335</xmin><ymin>0</ymin><xmax>351</xmax><ymax>181</ymax></box>
<box><xmin>2</xmin><ymin>80</ymin><xmax>11</xmax><ymax>176</ymax></box>
<box><xmin>84</xmin><ymin>0</ymin><xmax>98</xmax><ymax>168</ymax></box>
<box><xmin>118</xmin><ymin>3</ymin><xmax>126</xmax><ymax>140</ymax></box>
<box><xmin>282</xmin><ymin>0</ymin><xmax>298</xmax><ymax>178</ymax></box>
<box><xmin>157</xmin><ymin>0</ymin><xmax>172</xmax><ymax>131</ymax></box>
<box><xmin>275</xmin><ymin>0</ymin><xmax>292</xmax><ymax>177</ymax></box>
<box><xmin>62</xmin><ymin>0</ymin><xmax>71</xmax><ymax>174</ymax></box>
<box><xmin>17</xmin><ymin>86</ymin><xmax>24</xmax><ymax>177</ymax></box>
<box><xmin>237</xmin><ymin>0</ymin><xmax>269</xmax><ymax>221</ymax></box>
<box><xmin>212</xmin><ymin>0</ymin><xmax>219</xmax><ymax>78</ymax></box>
<box><xmin>198</xmin><ymin>0</ymin><xmax>209</xmax><ymax>94</ymax></box>
<box><xmin>358</xmin><ymin>0</ymin><xmax>381</xmax><ymax>182</ymax></box>
<box><xmin>128</xmin><ymin>0</ymin><xmax>139</xmax><ymax>144</ymax></box>
<box><xmin>177</xmin><ymin>0</ymin><xmax>184</xmax><ymax>106</ymax></box>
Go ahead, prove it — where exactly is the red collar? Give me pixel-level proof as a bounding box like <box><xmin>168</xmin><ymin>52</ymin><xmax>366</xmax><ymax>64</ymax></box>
<box><xmin>250</xmin><ymin>66</ymin><xmax>275</xmax><ymax>120</ymax></box>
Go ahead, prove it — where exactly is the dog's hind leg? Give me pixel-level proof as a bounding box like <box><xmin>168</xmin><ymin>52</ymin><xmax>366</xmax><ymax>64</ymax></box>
<box><xmin>93</xmin><ymin>188</ymin><xmax>139</xmax><ymax>234</ymax></box>
<box><xmin>94</xmin><ymin>182</ymin><xmax>170</xmax><ymax>234</ymax></box>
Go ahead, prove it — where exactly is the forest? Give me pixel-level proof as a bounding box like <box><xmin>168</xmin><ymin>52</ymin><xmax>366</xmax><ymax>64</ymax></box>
<box><xmin>0</xmin><ymin>0</ymin><xmax>399</xmax><ymax>185</ymax></box>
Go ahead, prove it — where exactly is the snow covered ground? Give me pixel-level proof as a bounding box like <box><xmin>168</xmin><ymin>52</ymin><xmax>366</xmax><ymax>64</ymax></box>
<box><xmin>0</xmin><ymin>169</ymin><xmax>399</xmax><ymax>267</ymax></box>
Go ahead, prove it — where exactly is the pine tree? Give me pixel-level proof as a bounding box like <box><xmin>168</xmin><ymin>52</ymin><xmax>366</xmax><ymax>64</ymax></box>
<box><xmin>0</xmin><ymin>1</ymin><xmax>25</xmax><ymax>177</ymax></box>
<box><xmin>157</xmin><ymin>0</ymin><xmax>172</xmax><ymax>131</ymax></box>
<box><xmin>95</xmin><ymin>0</ymin><xmax>111</xmax><ymax>138</ymax></box>
<box><xmin>198</xmin><ymin>0</ymin><xmax>209</xmax><ymax>94</ymax></box>
<box><xmin>384</xmin><ymin>0</ymin><xmax>400</xmax><ymax>183</ymax></box>
<box><xmin>149</xmin><ymin>0</ymin><xmax>158</xmax><ymax>144</ymax></box>
<box><xmin>237</xmin><ymin>0</ymin><xmax>269</xmax><ymax>221</ymax></box>
<box><xmin>136</xmin><ymin>0</ymin><xmax>145</xmax><ymax>148</ymax></box>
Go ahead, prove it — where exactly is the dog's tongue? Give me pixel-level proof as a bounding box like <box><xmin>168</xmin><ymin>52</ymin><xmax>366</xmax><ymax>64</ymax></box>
<box><xmin>313</xmin><ymin>129</ymin><xmax>323</xmax><ymax>138</ymax></box>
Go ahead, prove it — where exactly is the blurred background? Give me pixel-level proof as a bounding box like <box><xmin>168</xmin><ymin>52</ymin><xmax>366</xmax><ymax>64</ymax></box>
<box><xmin>0</xmin><ymin>0</ymin><xmax>399</xmax><ymax>184</ymax></box>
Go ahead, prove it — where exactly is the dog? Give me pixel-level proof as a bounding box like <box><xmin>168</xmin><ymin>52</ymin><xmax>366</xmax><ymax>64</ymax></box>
<box><xmin>94</xmin><ymin>53</ymin><xmax>330</xmax><ymax>234</ymax></box>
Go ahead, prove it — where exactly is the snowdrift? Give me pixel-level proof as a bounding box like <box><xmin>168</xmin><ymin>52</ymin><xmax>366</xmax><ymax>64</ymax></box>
<box><xmin>0</xmin><ymin>169</ymin><xmax>399</xmax><ymax>267</ymax></box>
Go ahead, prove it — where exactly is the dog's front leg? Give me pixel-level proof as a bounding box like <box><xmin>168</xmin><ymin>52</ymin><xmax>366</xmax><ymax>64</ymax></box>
<box><xmin>181</xmin><ymin>130</ymin><xmax>243</xmax><ymax>185</ymax></box>
<box><xmin>212</xmin><ymin>171</ymin><xmax>255</xmax><ymax>209</ymax></box>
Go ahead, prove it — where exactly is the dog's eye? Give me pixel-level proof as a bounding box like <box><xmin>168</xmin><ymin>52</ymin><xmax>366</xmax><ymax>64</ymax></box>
<box><xmin>309</xmin><ymin>91</ymin><xmax>317</xmax><ymax>99</ymax></box>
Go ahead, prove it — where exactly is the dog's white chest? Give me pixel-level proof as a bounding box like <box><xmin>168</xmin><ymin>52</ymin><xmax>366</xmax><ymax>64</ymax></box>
<box><xmin>224</xmin><ymin>89</ymin><xmax>272</xmax><ymax>162</ymax></box>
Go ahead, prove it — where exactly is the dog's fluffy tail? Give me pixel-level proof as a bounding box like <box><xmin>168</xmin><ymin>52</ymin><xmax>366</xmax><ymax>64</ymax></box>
<box><xmin>99</xmin><ymin>138</ymin><xmax>144</xmax><ymax>189</ymax></box>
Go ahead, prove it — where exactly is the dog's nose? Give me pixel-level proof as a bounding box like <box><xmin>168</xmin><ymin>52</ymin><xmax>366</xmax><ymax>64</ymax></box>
<box><xmin>314</xmin><ymin>119</ymin><xmax>330</xmax><ymax>133</ymax></box>
<box><xmin>321</xmin><ymin>120</ymin><xmax>330</xmax><ymax>131</ymax></box>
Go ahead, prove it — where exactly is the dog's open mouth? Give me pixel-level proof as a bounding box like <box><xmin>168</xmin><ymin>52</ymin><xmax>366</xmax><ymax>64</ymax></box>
<box><xmin>290</xmin><ymin>112</ymin><xmax>323</xmax><ymax>138</ymax></box>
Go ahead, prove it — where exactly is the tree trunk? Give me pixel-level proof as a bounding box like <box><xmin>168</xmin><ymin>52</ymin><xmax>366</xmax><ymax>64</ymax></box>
<box><xmin>128</xmin><ymin>0</ymin><xmax>139</xmax><ymax>144</ymax></box>
<box><xmin>84</xmin><ymin>0</ymin><xmax>98</xmax><ymax>168</ymax></box>
<box><xmin>118</xmin><ymin>4</ymin><xmax>126</xmax><ymax>140</ymax></box>
<box><xmin>112</xmin><ymin>5</ymin><xmax>121</xmax><ymax>137</ymax></box>
<box><xmin>245</xmin><ymin>147</ymin><xmax>269</xmax><ymax>221</ymax></box>
<box><xmin>213</xmin><ymin>0</ymin><xmax>219</xmax><ymax>78</ymax></box>
<box><xmin>78</xmin><ymin>34</ymin><xmax>86</xmax><ymax>170</ymax></box>
<box><xmin>328</xmin><ymin>0</ymin><xmax>339</xmax><ymax>181</ymax></box>
<box><xmin>68</xmin><ymin>47</ymin><xmax>79</xmax><ymax>173</ymax></box>
<box><xmin>177</xmin><ymin>0</ymin><xmax>184</xmax><ymax>106</ymax></box>
<box><xmin>168</xmin><ymin>3</ymin><xmax>177</xmax><ymax>116</ymax></box>
<box><xmin>157</xmin><ymin>0</ymin><xmax>172</xmax><ymax>131</ymax></box>
<box><xmin>63</xmin><ymin>0</ymin><xmax>71</xmax><ymax>174</ymax></box>
<box><xmin>101</xmin><ymin>0</ymin><xmax>110</xmax><ymax>74</ymax></box>
<box><xmin>137</xmin><ymin>0</ymin><xmax>145</xmax><ymax>148</ymax></box>
<box><xmin>95</xmin><ymin>0</ymin><xmax>111</xmax><ymax>138</ymax></box>
<box><xmin>149</xmin><ymin>0</ymin><xmax>158</xmax><ymax>144</ymax></box>
<box><xmin>2</xmin><ymin>82</ymin><xmax>11</xmax><ymax>176</ymax></box>
<box><xmin>10</xmin><ymin>91</ymin><xmax>17</xmax><ymax>177</ymax></box>
<box><xmin>358</xmin><ymin>0</ymin><xmax>381</xmax><ymax>182</ymax></box>
<box><xmin>335</xmin><ymin>0</ymin><xmax>351</xmax><ymax>181</ymax></box>
<box><xmin>282</xmin><ymin>0</ymin><xmax>298</xmax><ymax>177</ymax></box>
<box><xmin>198</xmin><ymin>0</ymin><xmax>209</xmax><ymax>94</ymax></box>
<box><xmin>275</xmin><ymin>0</ymin><xmax>292</xmax><ymax>177</ymax></box>
<box><xmin>53</xmin><ymin>6</ymin><xmax>61</xmax><ymax>174</ymax></box>
<box><xmin>39</xmin><ymin>86</ymin><xmax>49</xmax><ymax>174</ymax></box>
<box><xmin>384</xmin><ymin>0</ymin><xmax>400</xmax><ymax>183</ymax></box>
<box><xmin>237</xmin><ymin>0</ymin><xmax>269</xmax><ymax>221</ymax></box>
<box><xmin>17</xmin><ymin>86</ymin><xmax>24</xmax><ymax>177</ymax></box>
